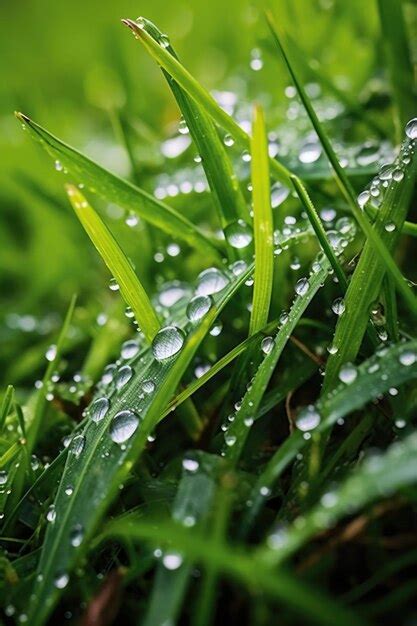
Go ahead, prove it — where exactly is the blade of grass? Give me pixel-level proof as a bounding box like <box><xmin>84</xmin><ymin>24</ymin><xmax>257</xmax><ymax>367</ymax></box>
<box><xmin>266</xmin><ymin>11</ymin><xmax>417</xmax><ymax>316</ymax></box>
<box><xmin>66</xmin><ymin>184</ymin><xmax>160</xmax><ymax>342</ymax></box>
<box><xmin>140</xmin><ymin>18</ymin><xmax>250</xmax><ymax>230</ymax></box>
<box><xmin>0</xmin><ymin>385</ymin><xmax>14</xmax><ymax>433</ymax></box>
<box><xmin>224</xmin><ymin>252</ymin><xmax>333</xmax><ymax>465</ymax></box>
<box><xmin>121</xmin><ymin>18</ymin><xmax>292</xmax><ymax>189</ymax></box>
<box><xmin>249</xmin><ymin>104</ymin><xmax>274</xmax><ymax>335</ymax></box>
<box><xmin>15</xmin><ymin>113</ymin><xmax>222</xmax><ymax>260</ymax></box>
<box><xmin>24</xmin><ymin>263</ymin><xmax>253</xmax><ymax>626</ymax></box>
<box><xmin>142</xmin><ymin>452</ymin><xmax>221</xmax><ymax>626</ymax></box>
<box><xmin>240</xmin><ymin>338</ymin><xmax>417</xmax><ymax>535</ymax></box>
<box><xmin>290</xmin><ymin>175</ymin><xmax>347</xmax><ymax>290</ymax></box>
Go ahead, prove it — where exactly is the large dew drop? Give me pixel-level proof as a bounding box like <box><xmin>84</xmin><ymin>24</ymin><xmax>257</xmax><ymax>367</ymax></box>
<box><xmin>196</xmin><ymin>268</ymin><xmax>229</xmax><ymax>296</ymax></box>
<box><xmin>225</xmin><ymin>220</ymin><xmax>253</xmax><ymax>249</ymax></box>
<box><xmin>295</xmin><ymin>405</ymin><xmax>321</xmax><ymax>432</ymax></box>
<box><xmin>121</xmin><ymin>340</ymin><xmax>139</xmax><ymax>360</ymax></box>
<box><xmin>90</xmin><ymin>397</ymin><xmax>110</xmax><ymax>423</ymax></box>
<box><xmin>109</xmin><ymin>410</ymin><xmax>139</xmax><ymax>444</ymax></box>
<box><xmin>115</xmin><ymin>365</ymin><xmax>133</xmax><ymax>389</ymax></box>
<box><xmin>405</xmin><ymin>118</ymin><xmax>417</xmax><ymax>140</ymax></box>
<box><xmin>186</xmin><ymin>295</ymin><xmax>212</xmax><ymax>323</ymax></box>
<box><xmin>152</xmin><ymin>326</ymin><xmax>185</xmax><ymax>361</ymax></box>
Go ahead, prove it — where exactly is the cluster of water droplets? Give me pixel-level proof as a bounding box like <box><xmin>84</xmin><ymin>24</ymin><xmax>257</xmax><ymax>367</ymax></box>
<box><xmin>357</xmin><ymin>118</ymin><xmax>417</xmax><ymax>214</ymax></box>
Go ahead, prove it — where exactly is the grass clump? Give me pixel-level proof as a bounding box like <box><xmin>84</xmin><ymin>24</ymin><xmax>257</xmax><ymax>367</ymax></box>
<box><xmin>2</xmin><ymin>4</ymin><xmax>417</xmax><ymax>626</ymax></box>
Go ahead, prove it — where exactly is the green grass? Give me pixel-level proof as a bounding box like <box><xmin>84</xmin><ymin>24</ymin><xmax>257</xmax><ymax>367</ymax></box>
<box><xmin>2</xmin><ymin>3</ymin><xmax>417</xmax><ymax>626</ymax></box>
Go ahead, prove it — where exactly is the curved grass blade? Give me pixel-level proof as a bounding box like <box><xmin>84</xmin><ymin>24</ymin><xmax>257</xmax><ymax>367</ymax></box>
<box><xmin>24</xmin><ymin>264</ymin><xmax>253</xmax><ymax>626</ymax></box>
<box><xmin>257</xmin><ymin>429</ymin><xmax>417</xmax><ymax>567</ymax></box>
<box><xmin>240</xmin><ymin>339</ymin><xmax>417</xmax><ymax>534</ymax></box>
<box><xmin>265</xmin><ymin>12</ymin><xmax>417</xmax><ymax>316</ymax></box>
<box><xmin>104</xmin><ymin>515</ymin><xmax>368</xmax><ymax>626</ymax></box>
<box><xmin>249</xmin><ymin>104</ymin><xmax>274</xmax><ymax>335</ymax></box>
<box><xmin>15</xmin><ymin>113</ymin><xmax>222</xmax><ymax>260</ymax></box>
<box><xmin>122</xmin><ymin>18</ymin><xmax>292</xmax><ymax>189</ymax></box>
<box><xmin>140</xmin><ymin>18</ymin><xmax>249</xmax><ymax>229</ymax></box>
<box><xmin>66</xmin><ymin>185</ymin><xmax>160</xmax><ymax>342</ymax></box>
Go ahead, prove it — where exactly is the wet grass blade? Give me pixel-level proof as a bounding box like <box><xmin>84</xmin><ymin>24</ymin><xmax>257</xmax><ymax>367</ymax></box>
<box><xmin>266</xmin><ymin>12</ymin><xmax>417</xmax><ymax>316</ymax></box>
<box><xmin>122</xmin><ymin>18</ymin><xmax>292</xmax><ymax>188</ymax></box>
<box><xmin>377</xmin><ymin>0</ymin><xmax>415</xmax><ymax>140</ymax></box>
<box><xmin>15</xmin><ymin>113</ymin><xmax>222</xmax><ymax>260</ymax></box>
<box><xmin>257</xmin><ymin>429</ymin><xmax>417</xmax><ymax>567</ymax></box>
<box><xmin>249</xmin><ymin>104</ymin><xmax>274</xmax><ymax>335</ymax></box>
<box><xmin>139</xmin><ymin>18</ymin><xmax>249</xmax><ymax>229</ymax></box>
<box><xmin>0</xmin><ymin>385</ymin><xmax>14</xmax><ymax>433</ymax></box>
<box><xmin>24</xmin><ymin>265</ymin><xmax>253</xmax><ymax>626</ymax></box>
<box><xmin>66</xmin><ymin>184</ymin><xmax>160</xmax><ymax>342</ymax></box>
<box><xmin>240</xmin><ymin>339</ymin><xmax>417</xmax><ymax>534</ymax></box>
<box><xmin>104</xmin><ymin>515</ymin><xmax>368</xmax><ymax>626</ymax></box>
<box><xmin>143</xmin><ymin>452</ymin><xmax>221</xmax><ymax>626</ymax></box>
<box><xmin>323</xmin><ymin>136</ymin><xmax>417</xmax><ymax>392</ymax></box>
<box><xmin>290</xmin><ymin>175</ymin><xmax>347</xmax><ymax>290</ymax></box>
<box><xmin>225</xmin><ymin>253</ymin><xmax>332</xmax><ymax>464</ymax></box>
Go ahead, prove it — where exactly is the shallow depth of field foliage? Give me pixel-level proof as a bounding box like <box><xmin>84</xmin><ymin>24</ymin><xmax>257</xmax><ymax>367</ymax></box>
<box><xmin>2</xmin><ymin>0</ymin><xmax>417</xmax><ymax>624</ymax></box>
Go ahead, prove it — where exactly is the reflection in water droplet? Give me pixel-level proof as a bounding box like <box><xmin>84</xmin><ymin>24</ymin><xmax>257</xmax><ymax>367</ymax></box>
<box><xmin>196</xmin><ymin>268</ymin><xmax>229</xmax><ymax>296</ymax></box>
<box><xmin>295</xmin><ymin>405</ymin><xmax>321</xmax><ymax>432</ymax></box>
<box><xmin>110</xmin><ymin>410</ymin><xmax>139</xmax><ymax>444</ymax></box>
<box><xmin>91</xmin><ymin>397</ymin><xmax>110</xmax><ymax>423</ymax></box>
<box><xmin>186</xmin><ymin>295</ymin><xmax>212</xmax><ymax>323</ymax></box>
<box><xmin>225</xmin><ymin>220</ymin><xmax>253</xmax><ymax>249</ymax></box>
<box><xmin>115</xmin><ymin>365</ymin><xmax>133</xmax><ymax>389</ymax></box>
<box><xmin>152</xmin><ymin>326</ymin><xmax>185</xmax><ymax>361</ymax></box>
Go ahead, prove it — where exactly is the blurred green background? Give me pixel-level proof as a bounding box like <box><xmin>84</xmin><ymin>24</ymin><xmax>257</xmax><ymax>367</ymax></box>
<box><xmin>1</xmin><ymin>0</ymin><xmax>413</xmax><ymax>386</ymax></box>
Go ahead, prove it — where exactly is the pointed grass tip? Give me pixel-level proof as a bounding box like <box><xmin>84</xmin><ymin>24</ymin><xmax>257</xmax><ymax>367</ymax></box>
<box><xmin>15</xmin><ymin>111</ymin><xmax>30</xmax><ymax>124</ymax></box>
<box><xmin>121</xmin><ymin>18</ymin><xmax>138</xmax><ymax>33</ymax></box>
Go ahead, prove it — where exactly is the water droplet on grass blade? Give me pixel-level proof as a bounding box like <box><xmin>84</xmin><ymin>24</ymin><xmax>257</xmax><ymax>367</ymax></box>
<box><xmin>152</xmin><ymin>326</ymin><xmax>184</xmax><ymax>361</ymax></box>
<box><xmin>225</xmin><ymin>220</ymin><xmax>253</xmax><ymax>249</ymax></box>
<box><xmin>54</xmin><ymin>572</ymin><xmax>69</xmax><ymax>589</ymax></box>
<box><xmin>295</xmin><ymin>405</ymin><xmax>321</xmax><ymax>432</ymax></box>
<box><xmin>121</xmin><ymin>340</ymin><xmax>139</xmax><ymax>360</ymax></box>
<box><xmin>295</xmin><ymin>277</ymin><xmax>309</xmax><ymax>296</ymax></box>
<box><xmin>115</xmin><ymin>365</ymin><xmax>133</xmax><ymax>389</ymax></box>
<box><xmin>186</xmin><ymin>295</ymin><xmax>212</xmax><ymax>322</ymax></box>
<box><xmin>399</xmin><ymin>350</ymin><xmax>416</xmax><ymax>366</ymax></box>
<box><xmin>91</xmin><ymin>397</ymin><xmax>110</xmax><ymax>423</ymax></box>
<box><xmin>338</xmin><ymin>363</ymin><xmax>357</xmax><ymax>384</ymax></box>
<box><xmin>196</xmin><ymin>268</ymin><xmax>229</xmax><ymax>296</ymax></box>
<box><xmin>110</xmin><ymin>410</ymin><xmax>139</xmax><ymax>444</ymax></box>
<box><xmin>261</xmin><ymin>336</ymin><xmax>274</xmax><ymax>354</ymax></box>
<box><xmin>405</xmin><ymin>118</ymin><xmax>417</xmax><ymax>140</ymax></box>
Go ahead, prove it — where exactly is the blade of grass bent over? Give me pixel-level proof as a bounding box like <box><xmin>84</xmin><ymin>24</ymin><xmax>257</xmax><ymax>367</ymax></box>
<box><xmin>249</xmin><ymin>104</ymin><xmax>274</xmax><ymax>335</ymax></box>
<box><xmin>24</xmin><ymin>264</ymin><xmax>253</xmax><ymax>626</ymax></box>
<box><xmin>266</xmin><ymin>12</ymin><xmax>417</xmax><ymax>316</ymax></box>
<box><xmin>139</xmin><ymin>18</ymin><xmax>249</xmax><ymax>228</ymax></box>
<box><xmin>15</xmin><ymin>113</ymin><xmax>221</xmax><ymax>261</ymax></box>
<box><xmin>122</xmin><ymin>18</ymin><xmax>292</xmax><ymax>189</ymax></box>
<box><xmin>66</xmin><ymin>185</ymin><xmax>160</xmax><ymax>342</ymax></box>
